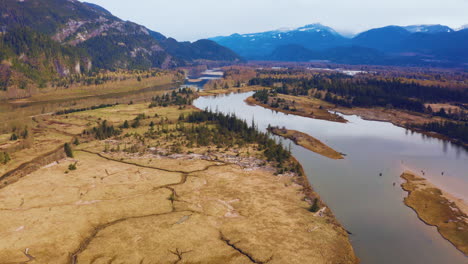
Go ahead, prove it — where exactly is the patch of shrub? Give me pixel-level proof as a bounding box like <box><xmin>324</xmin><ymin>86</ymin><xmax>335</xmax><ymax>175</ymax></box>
<box><xmin>64</xmin><ymin>143</ymin><xmax>74</xmax><ymax>158</ymax></box>
<box><xmin>0</xmin><ymin>152</ymin><xmax>11</xmax><ymax>164</ymax></box>
<box><xmin>68</xmin><ymin>163</ymin><xmax>77</xmax><ymax>171</ymax></box>
<box><xmin>309</xmin><ymin>198</ymin><xmax>320</xmax><ymax>213</ymax></box>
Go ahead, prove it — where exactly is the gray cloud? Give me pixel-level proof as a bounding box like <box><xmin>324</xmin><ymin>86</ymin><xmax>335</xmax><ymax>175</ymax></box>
<box><xmin>84</xmin><ymin>0</ymin><xmax>468</xmax><ymax>41</ymax></box>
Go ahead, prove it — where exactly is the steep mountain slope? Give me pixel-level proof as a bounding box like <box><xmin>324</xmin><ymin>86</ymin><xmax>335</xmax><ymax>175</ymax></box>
<box><xmin>0</xmin><ymin>0</ymin><xmax>240</xmax><ymax>89</ymax></box>
<box><xmin>0</xmin><ymin>27</ymin><xmax>90</xmax><ymax>91</ymax></box>
<box><xmin>400</xmin><ymin>29</ymin><xmax>468</xmax><ymax>59</ymax></box>
<box><xmin>160</xmin><ymin>38</ymin><xmax>240</xmax><ymax>62</ymax></box>
<box><xmin>352</xmin><ymin>26</ymin><xmax>412</xmax><ymax>52</ymax></box>
<box><xmin>210</xmin><ymin>24</ymin><xmax>349</xmax><ymax>59</ymax></box>
<box><xmin>270</xmin><ymin>44</ymin><xmax>321</xmax><ymax>61</ymax></box>
<box><xmin>82</xmin><ymin>2</ymin><xmax>113</xmax><ymax>16</ymax></box>
<box><xmin>270</xmin><ymin>45</ymin><xmax>399</xmax><ymax>65</ymax></box>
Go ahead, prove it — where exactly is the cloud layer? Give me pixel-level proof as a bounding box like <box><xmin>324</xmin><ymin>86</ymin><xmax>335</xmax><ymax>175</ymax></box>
<box><xmin>85</xmin><ymin>0</ymin><xmax>468</xmax><ymax>41</ymax></box>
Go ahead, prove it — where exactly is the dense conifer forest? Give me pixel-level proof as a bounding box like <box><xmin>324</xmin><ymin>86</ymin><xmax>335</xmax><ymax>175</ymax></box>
<box><xmin>249</xmin><ymin>73</ymin><xmax>468</xmax><ymax>113</ymax></box>
<box><xmin>411</xmin><ymin>121</ymin><xmax>468</xmax><ymax>146</ymax></box>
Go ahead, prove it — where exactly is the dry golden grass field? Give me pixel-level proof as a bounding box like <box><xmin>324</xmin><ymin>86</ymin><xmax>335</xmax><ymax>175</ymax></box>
<box><xmin>0</xmin><ymin>99</ymin><xmax>357</xmax><ymax>263</ymax></box>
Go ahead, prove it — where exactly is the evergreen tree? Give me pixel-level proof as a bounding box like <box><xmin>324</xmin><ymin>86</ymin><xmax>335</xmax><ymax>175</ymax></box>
<box><xmin>64</xmin><ymin>143</ymin><xmax>73</xmax><ymax>158</ymax></box>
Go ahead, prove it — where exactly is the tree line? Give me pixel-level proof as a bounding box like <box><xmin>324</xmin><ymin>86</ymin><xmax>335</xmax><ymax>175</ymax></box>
<box><xmin>249</xmin><ymin>74</ymin><xmax>468</xmax><ymax>113</ymax></box>
<box><xmin>410</xmin><ymin>121</ymin><xmax>468</xmax><ymax>146</ymax></box>
<box><xmin>183</xmin><ymin>110</ymin><xmax>292</xmax><ymax>166</ymax></box>
<box><xmin>149</xmin><ymin>88</ymin><xmax>194</xmax><ymax>108</ymax></box>
<box><xmin>55</xmin><ymin>103</ymin><xmax>118</xmax><ymax>115</ymax></box>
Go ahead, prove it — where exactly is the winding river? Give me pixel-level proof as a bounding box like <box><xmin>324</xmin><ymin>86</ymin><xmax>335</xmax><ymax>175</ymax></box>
<box><xmin>193</xmin><ymin>92</ymin><xmax>468</xmax><ymax>264</ymax></box>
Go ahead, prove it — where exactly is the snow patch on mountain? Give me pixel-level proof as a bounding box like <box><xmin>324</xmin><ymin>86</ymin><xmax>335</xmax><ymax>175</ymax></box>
<box><xmin>457</xmin><ymin>24</ymin><xmax>468</xmax><ymax>31</ymax></box>
<box><xmin>404</xmin><ymin>24</ymin><xmax>454</xmax><ymax>34</ymax></box>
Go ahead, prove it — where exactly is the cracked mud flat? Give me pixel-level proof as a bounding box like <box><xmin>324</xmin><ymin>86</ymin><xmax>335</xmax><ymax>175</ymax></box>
<box><xmin>0</xmin><ymin>148</ymin><xmax>356</xmax><ymax>264</ymax></box>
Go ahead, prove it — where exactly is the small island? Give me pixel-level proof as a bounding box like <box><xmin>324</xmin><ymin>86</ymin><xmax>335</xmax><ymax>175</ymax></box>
<box><xmin>245</xmin><ymin>94</ymin><xmax>348</xmax><ymax>123</ymax></box>
<box><xmin>400</xmin><ymin>171</ymin><xmax>468</xmax><ymax>255</ymax></box>
<box><xmin>268</xmin><ymin>126</ymin><xmax>344</xmax><ymax>160</ymax></box>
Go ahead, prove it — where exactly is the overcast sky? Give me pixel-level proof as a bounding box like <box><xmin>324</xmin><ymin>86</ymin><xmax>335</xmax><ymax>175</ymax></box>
<box><xmin>84</xmin><ymin>0</ymin><xmax>468</xmax><ymax>41</ymax></box>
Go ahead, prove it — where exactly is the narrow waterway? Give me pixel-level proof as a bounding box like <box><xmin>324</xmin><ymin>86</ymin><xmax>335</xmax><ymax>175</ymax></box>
<box><xmin>193</xmin><ymin>92</ymin><xmax>468</xmax><ymax>264</ymax></box>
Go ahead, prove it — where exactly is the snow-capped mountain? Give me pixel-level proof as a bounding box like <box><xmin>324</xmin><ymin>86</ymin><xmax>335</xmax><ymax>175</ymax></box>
<box><xmin>404</xmin><ymin>24</ymin><xmax>454</xmax><ymax>33</ymax></box>
<box><xmin>457</xmin><ymin>24</ymin><xmax>468</xmax><ymax>31</ymax></box>
<box><xmin>292</xmin><ymin>24</ymin><xmax>341</xmax><ymax>35</ymax></box>
<box><xmin>209</xmin><ymin>23</ymin><xmax>348</xmax><ymax>58</ymax></box>
<box><xmin>210</xmin><ymin>23</ymin><xmax>468</xmax><ymax>67</ymax></box>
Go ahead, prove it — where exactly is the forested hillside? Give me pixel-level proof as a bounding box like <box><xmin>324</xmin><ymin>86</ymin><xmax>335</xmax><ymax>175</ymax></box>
<box><xmin>0</xmin><ymin>0</ymin><xmax>240</xmax><ymax>92</ymax></box>
<box><xmin>0</xmin><ymin>27</ymin><xmax>89</xmax><ymax>91</ymax></box>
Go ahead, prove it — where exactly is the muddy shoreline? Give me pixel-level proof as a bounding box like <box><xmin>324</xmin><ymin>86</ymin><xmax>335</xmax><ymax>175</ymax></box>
<box><xmin>268</xmin><ymin>127</ymin><xmax>344</xmax><ymax>160</ymax></box>
<box><xmin>245</xmin><ymin>97</ymin><xmax>347</xmax><ymax>123</ymax></box>
<box><xmin>400</xmin><ymin>171</ymin><xmax>468</xmax><ymax>256</ymax></box>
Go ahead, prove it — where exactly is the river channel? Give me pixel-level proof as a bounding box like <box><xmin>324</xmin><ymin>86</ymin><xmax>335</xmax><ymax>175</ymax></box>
<box><xmin>193</xmin><ymin>91</ymin><xmax>468</xmax><ymax>264</ymax></box>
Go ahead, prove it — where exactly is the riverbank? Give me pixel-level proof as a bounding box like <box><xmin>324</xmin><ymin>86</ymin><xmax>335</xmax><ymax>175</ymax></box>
<box><xmin>197</xmin><ymin>85</ymin><xmax>267</xmax><ymax>97</ymax></box>
<box><xmin>400</xmin><ymin>171</ymin><xmax>468</xmax><ymax>255</ymax></box>
<box><xmin>268</xmin><ymin>126</ymin><xmax>344</xmax><ymax>160</ymax></box>
<box><xmin>245</xmin><ymin>95</ymin><xmax>347</xmax><ymax>123</ymax></box>
<box><xmin>194</xmin><ymin>91</ymin><xmax>468</xmax><ymax>263</ymax></box>
<box><xmin>0</xmin><ymin>72</ymin><xmax>180</xmax><ymax>134</ymax></box>
<box><xmin>334</xmin><ymin>107</ymin><xmax>468</xmax><ymax>148</ymax></box>
<box><xmin>246</xmin><ymin>93</ymin><xmax>466</xmax><ymax>148</ymax></box>
<box><xmin>0</xmin><ymin>96</ymin><xmax>358</xmax><ymax>263</ymax></box>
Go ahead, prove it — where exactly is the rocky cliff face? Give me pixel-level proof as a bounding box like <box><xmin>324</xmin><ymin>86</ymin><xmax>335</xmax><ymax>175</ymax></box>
<box><xmin>0</xmin><ymin>0</ymin><xmax>240</xmax><ymax>91</ymax></box>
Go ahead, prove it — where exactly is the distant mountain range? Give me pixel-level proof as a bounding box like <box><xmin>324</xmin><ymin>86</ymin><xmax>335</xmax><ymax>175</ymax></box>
<box><xmin>210</xmin><ymin>24</ymin><xmax>468</xmax><ymax>67</ymax></box>
<box><xmin>210</xmin><ymin>24</ymin><xmax>348</xmax><ymax>58</ymax></box>
<box><xmin>0</xmin><ymin>0</ymin><xmax>240</xmax><ymax>90</ymax></box>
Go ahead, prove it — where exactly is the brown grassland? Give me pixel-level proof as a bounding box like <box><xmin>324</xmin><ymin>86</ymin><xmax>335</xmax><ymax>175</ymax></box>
<box><xmin>245</xmin><ymin>95</ymin><xmax>347</xmax><ymax>123</ymax></box>
<box><xmin>0</xmin><ymin>71</ymin><xmax>182</xmax><ymax>134</ymax></box>
<box><xmin>0</xmin><ymin>93</ymin><xmax>357</xmax><ymax>263</ymax></box>
<box><xmin>268</xmin><ymin>127</ymin><xmax>344</xmax><ymax>160</ymax></box>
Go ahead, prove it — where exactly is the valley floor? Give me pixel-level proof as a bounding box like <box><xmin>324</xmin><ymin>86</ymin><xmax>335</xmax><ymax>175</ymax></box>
<box><xmin>0</xmin><ymin>101</ymin><xmax>357</xmax><ymax>263</ymax></box>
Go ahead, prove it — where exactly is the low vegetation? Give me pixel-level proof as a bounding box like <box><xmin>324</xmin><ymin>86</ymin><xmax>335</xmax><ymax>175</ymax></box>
<box><xmin>55</xmin><ymin>104</ymin><xmax>118</xmax><ymax>115</ymax></box>
<box><xmin>0</xmin><ymin>87</ymin><xmax>357</xmax><ymax>263</ymax></box>
<box><xmin>64</xmin><ymin>143</ymin><xmax>74</xmax><ymax>158</ymax></box>
<box><xmin>0</xmin><ymin>152</ymin><xmax>11</xmax><ymax>164</ymax></box>
<box><xmin>149</xmin><ymin>88</ymin><xmax>194</xmax><ymax>108</ymax></box>
<box><xmin>401</xmin><ymin>172</ymin><xmax>468</xmax><ymax>255</ymax></box>
<box><xmin>268</xmin><ymin>126</ymin><xmax>344</xmax><ymax>159</ymax></box>
<box><xmin>83</xmin><ymin>120</ymin><xmax>121</xmax><ymax>140</ymax></box>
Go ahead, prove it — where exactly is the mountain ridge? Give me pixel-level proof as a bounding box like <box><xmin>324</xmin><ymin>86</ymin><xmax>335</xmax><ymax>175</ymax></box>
<box><xmin>210</xmin><ymin>23</ymin><xmax>467</xmax><ymax>67</ymax></box>
<box><xmin>0</xmin><ymin>0</ymin><xmax>241</xmax><ymax>91</ymax></box>
<box><xmin>210</xmin><ymin>23</ymin><xmax>348</xmax><ymax>59</ymax></box>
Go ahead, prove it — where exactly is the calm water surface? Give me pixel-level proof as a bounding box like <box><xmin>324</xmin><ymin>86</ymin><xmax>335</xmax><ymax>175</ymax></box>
<box><xmin>194</xmin><ymin>92</ymin><xmax>468</xmax><ymax>264</ymax></box>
